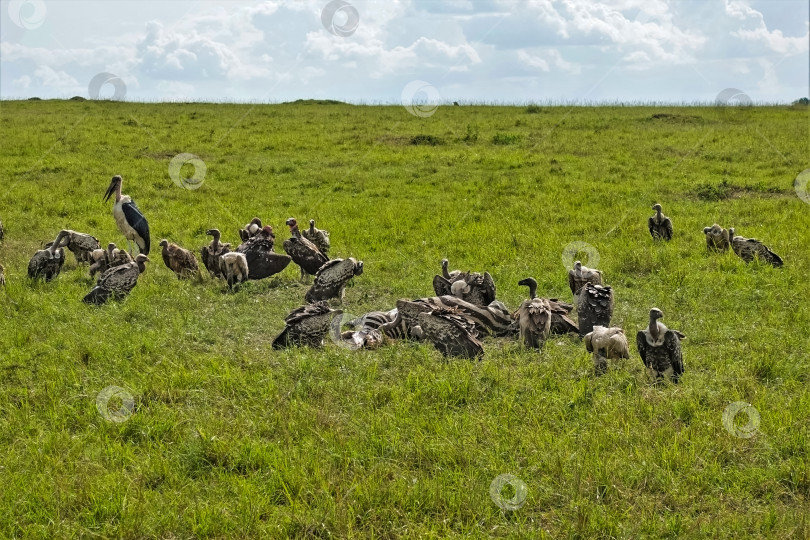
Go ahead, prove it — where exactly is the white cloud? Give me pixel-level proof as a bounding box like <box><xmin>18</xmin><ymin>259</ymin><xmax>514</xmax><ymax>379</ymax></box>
<box><xmin>0</xmin><ymin>0</ymin><xmax>806</xmax><ymax>102</ymax></box>
<box><xmin>33</xmin><ymin>65</ymin><xmax>79</xmax><ymax>88</ymax></box>
<box><xmin>518</xmin><ymin>48</ymin><xmax>580</xmax><ymax>73</ymax></box>
<box><xmin>518</xmin><ymin>50</ymin><xmax>550</xmax><ymax>71</ymax></box>
<box><xmin>726</xmin><ymin>0</ymin><xmax>809</xmax><ymax>55</ymax></box>
<box><xmin>734</xmin><ymin>26</ymin><xmax>809</xmax><ymax>55</ymax></box>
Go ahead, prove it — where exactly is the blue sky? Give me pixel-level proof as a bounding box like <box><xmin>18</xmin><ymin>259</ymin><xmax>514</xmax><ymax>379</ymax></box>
<box><xmin>1</xmin><ymin>0</ymin><xmax>807</xmax><ymax>103</ymax></box>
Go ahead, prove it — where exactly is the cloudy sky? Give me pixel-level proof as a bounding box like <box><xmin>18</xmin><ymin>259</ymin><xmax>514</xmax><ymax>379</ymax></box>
<box><xmin>1</xmin><ymin>0</ymin><xmax>807</xmax><ymax>103</ymax></box>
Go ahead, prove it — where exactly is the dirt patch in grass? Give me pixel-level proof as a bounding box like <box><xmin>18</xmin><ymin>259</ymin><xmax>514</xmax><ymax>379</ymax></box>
<box><xmin>287</xmin><ymin>99</ymin><xmax>349</xmax><ymax>106</ymax></box>
<box><xmin>647</xmin><ymin>113</ymin><xmax>705</xmax><ymax>124</ymax></box>
<box><xmin>410</xmin><ymin>134</ymin><xmax>443</xmax><ymax>146</ymax></box>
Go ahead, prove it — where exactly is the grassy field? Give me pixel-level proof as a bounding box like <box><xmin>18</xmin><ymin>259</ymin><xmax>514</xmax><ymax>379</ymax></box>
<box><xmin>0</xmin><ymin>100</ymin><xmax>808</xmax><ymax>538</ymax></box>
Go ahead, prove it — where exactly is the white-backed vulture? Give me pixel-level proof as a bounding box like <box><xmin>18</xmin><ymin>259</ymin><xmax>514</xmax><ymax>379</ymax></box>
<box><xmin>28</xmin><ymin>231</ymin><xmax>70</xmax><ymax>281</ymax></box>
<box><xmin>577</xmin><ymin>283</ymin><xmax>614</xmax><ymax>337</ymax></box>
<box><xmin>729</xmin><ymin>228</ymin><xmax>783</xmax><ymax>267</ymax></box>
<box><xmin>218</xmin><ymin>252</ymin><xmax>249</xmax><ymax>289</ymax></box>
<box><xmin>568</xmin><ymin>260</ymin><xmax>603</xmax><ymax>303</ymax></box>
<box><xmin>304</xmin><ymin>257</ymin><xmax>363</xmax><ymax>304</ymax></box>
<box><xmin>239</xmin><ymin>217</ymin><xmax>263</xmax><ymax>243</ymax></box>
<box><xmin>636</xmin><ymin>308</ymin><xmax>685</xmax><ymax>383</ymax></box>
<box><xmin>60</xmin><ymin>229</ymin><xmax>101</xmax><ymax>263</ymax></box>
<box><xmin>272</xmin><ymin>302</ymin><xmax>341</xmax><ymax>349</ymax></box>
<box><xmin>83</xmin><ymin>254</ymin><xmax>150</xmax><ymax>304</ymax></box>
<box><xmin>159</xmin><ymin>239</ymin><xmax>200</xmax><ymax>279</ymax></box>
<box><xmin>282</xmin><ymin>218</ymin><xmax>328</xmax><ymax>282</ymax></box>
<box><xmin>703</xmin><ymin>224</ymin><xmax>730</xmax><ymax>253</ymax></box>
<box><xmin>514</xmin><ymin>278</ymin><xmax>552</xmax><ymax>349</ymax></box>
<box><xmin>201</xmin><ymin>229</ymin><xmax>231</xmax><ymax>278</ymax></box>
<box><xmin>301</xmin><ymin>219</ymin><xmax>330</xmax><ymax>257</ymax></box>
<box><xmin>417</xmin><ymin>307</ymin><xmax>484</xmax><ymax>359</ymax></box>
<box><xmin>235</xmin><ymin>226</ymin><xmax>291</xmax><ymax>280</ymax></box>
<box><xmin>648</xmin><ymin>203</ymin><xmax>673</xmax><ymax>241</ymax></box>
<box><xmin>584</xmin><ymin>325</ymin><xmax>630</xmax><ymax>375</ymax></box>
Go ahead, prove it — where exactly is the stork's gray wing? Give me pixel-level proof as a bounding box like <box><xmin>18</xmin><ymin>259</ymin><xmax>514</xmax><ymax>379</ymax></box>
<box><xmin>122</xmin><ymin>201</ymin><xmax>150</xmax><ymax>254</ymax></box>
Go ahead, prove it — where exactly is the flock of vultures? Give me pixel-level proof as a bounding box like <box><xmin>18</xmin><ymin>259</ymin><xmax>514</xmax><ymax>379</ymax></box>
<box><xmin>0</xmin><ymin>176</ymin><xmax>785</xmax><ymax>383</ymax></box>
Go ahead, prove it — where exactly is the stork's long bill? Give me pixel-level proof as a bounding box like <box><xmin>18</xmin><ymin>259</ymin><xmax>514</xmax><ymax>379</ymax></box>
<box><xmin>103</xmin><ymin>175</ymin><xmax>122</xmax><ymax>203</ymax></box>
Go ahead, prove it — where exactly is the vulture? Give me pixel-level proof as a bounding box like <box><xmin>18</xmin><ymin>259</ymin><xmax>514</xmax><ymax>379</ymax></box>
<box><xmin>440</xmin><ymin>258</ymin><xmax>462</xmax><ymax>282</ymax></box>
<box><xmin>283</xmin><ymin>218</ymin><xmax>328</xmax><ymax>281</ymax></box>
<box><xmin>159</xmin><ymin>239</ymin><xmax>200</xmax><ymax>279</ymax></box>
<box><xmin>219</xmin><ymin>252</ymin><xmax>249</xmax><ymax>289</ymax></box>
<box><xmin>548</xmin><ymin>300</ymin><xmax>579</xmax><ymax>335</ymax></box>
<box><xmin>514</xmin><ymin>278</ymin><xmax>552</xmax><ymax>349</ymax></box>
<box><xmin>584</xmin><ymin>326</ymin><xmax>630</xmax><ymax>375</ymax></box>
<box><xmin>519</xmin><ymin>277</ymin><xmax>579</xmax><ymax>335</ymax></box>
<box><xmin>383</xmin><ymin>296</ymin><xmax>513</xmax><ymax>338</ymax></box>
<box><xmin>61</xmin><ymin>229</ymin><xmax>101</xmax><ymax>263</ymax></box>
<box><xmin>0</xmin><ymin>263</ymin><xmax>5</xmax><ymax>286</ymax></box>
<box><xmin>433</xmin><ymin>271</ymin><xmax>496</xmax><ymax>306</ymax></box>
<box><xmin>239</xmin><ymin>217</ymin><xmax>263</xmax><ymax>243</ymax></box>
<box><xmin>28</xmin><ymin>231</ymin><xmax>70</xmax><ymax>281</ymax></box>
<box><xmin>89</xmin><ymin>242</ymin><xmax>132</xmax><ymax>277</ymax></box>
<box><xmin>417</xmin><ymin>307</ymin><xmax>484</xmax><ymax>359</ymax></box>
<box><xmin>201</xmin><ymin>229</ymin><xmax>231</xmax><ymax>279</ymax></box>
<box><xmin>104</xmin><ymin>174</ymin><xmax>150</xmax><ymax>254</ymax></box>
<box><xmin>301</xmin><ymin>219</ymin><xmax>330</xmax><ymax>257</ymax></box>
<box><xmin>729</xmin><ymin>228</ymin><xmax>783</xmax><ymax>267</ymax></box>
<box><xmin>703</xmin><ymin>224</ymin><xmax>730</xmax><ymax>253</ymax></box>
<box><xmin>568</xmin><ymin>261</ymin><xmax>603</xmax><ymax>303</ymax></box>
<box><xmin>304</xmin><ymin>257</ymin><xmax>363</xmax><ymax>304</ymax></box>
<box><xmin>392</xmin><ymin>299</ymin><xmax>433</xmax><ymax>340</ymax></box>
<box><xmin>648</xmin><ymin>203</ymin><xmax>673</xmax><ymax>241</ymax></box>
<box><xmin>637</xmin><ymin>308</ymin><xmax>685</xmax><ymax>383</ymax></box>
<box><xmin>272</xmin><ymin>302</ymin><xmax>341</xmax><ymax>349</ymax></box>
<box><xmin>577</xmin><ymin>283</ymin><xmax>614</xmax><ymax>337</ymax></box>
<box><xmin>423</xmin><ymin>296</ymin><xmax>514</xmax><ymax>337</ymax></box>
<box><xmin>378</xmin><ymin>297</ymin><xmax>511</xmax><ymax>341</ymax></box>
<box><xmin>83</xmin><ymin>254</ymin><xmax>150</xmax><ymax>305</ymax></box>
<box><xmin>236</xmin><ymin>225</ymin><xmax>292</xmax><ymax>280</ymax></box>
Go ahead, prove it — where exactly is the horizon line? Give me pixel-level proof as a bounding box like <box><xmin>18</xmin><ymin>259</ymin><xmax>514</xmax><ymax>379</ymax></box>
<box><xmin>2</xmin><ymin>96</ymin><xmax>808</xmax><ymax>107</ymax></box>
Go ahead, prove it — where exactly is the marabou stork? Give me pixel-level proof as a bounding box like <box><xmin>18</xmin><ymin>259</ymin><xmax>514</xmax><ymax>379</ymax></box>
<box><xmin>104</xmin><ymin>175</ymin><xmax>150</xmax><ymax>255</ymax></box>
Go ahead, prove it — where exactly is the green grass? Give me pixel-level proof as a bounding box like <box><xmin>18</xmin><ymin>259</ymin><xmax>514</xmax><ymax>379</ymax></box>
<box><xmin>0</xmin><ymin>100</ymin><xmax>808</xmax><ymax>538</ymax></box>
